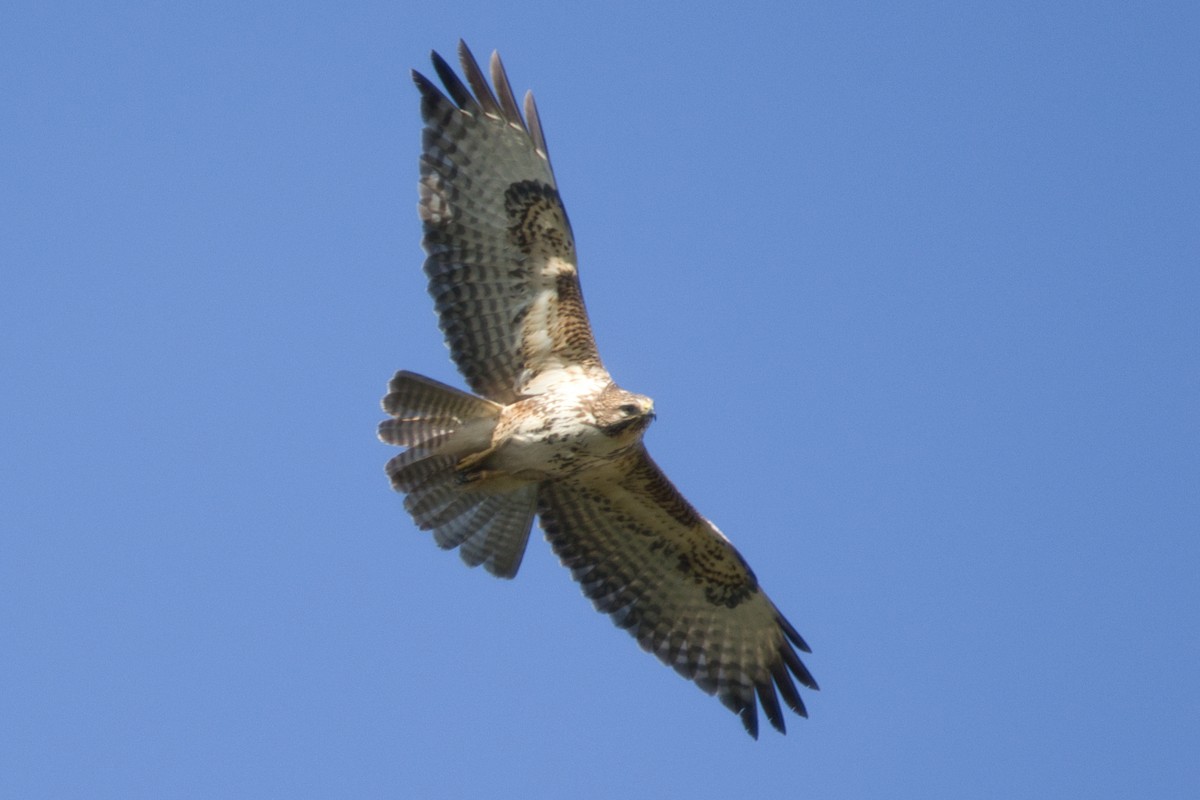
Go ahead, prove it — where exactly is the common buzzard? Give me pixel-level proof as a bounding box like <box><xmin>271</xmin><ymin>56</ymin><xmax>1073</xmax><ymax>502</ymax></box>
<box><xmin>379</xmin><ymin>42</ymin><xmax>818</xmax><ymax>737</ymax></box>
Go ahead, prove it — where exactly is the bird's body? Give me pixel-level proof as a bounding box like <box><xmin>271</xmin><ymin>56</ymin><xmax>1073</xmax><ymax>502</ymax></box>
<box><xmin>379</xmin><ymin>42</ymin><xmax>817</xmax><ymax>737</ymax></box>
<box><xmin>462</xmin><ymin>374</ymin><xmax>654</xmax><ymax>486</ymax></box>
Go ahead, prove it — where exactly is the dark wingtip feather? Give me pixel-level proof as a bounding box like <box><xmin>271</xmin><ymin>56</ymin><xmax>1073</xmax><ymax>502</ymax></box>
<box><xmin>412</xmin><ymin>69</ymin><xmax>453</xmax><ymax>123</ymax></box>
<box><xmin>431</xmin><ymin>48</ymin><xmax>478</xmax><ymax>112</ymax></box>
<box><xmin>781</xmin><ymin>642</ymin><xmax>820</xmax><ymax>691</ymax></box>
<box><xmin>739</xmin><ymin>704</ymin><xmax>760</xmax><ymax>740</ymax></box>
<box><xmin>770</xmin><ymin>660</ymin><xmax>809</xmax><ymax>718</ymax></box>
<box><xmin>411</xmin><ymin>69</ymin><xmax>440</xmax><ymax>99</ymax></box>
<box><xmin>489</xmin><ymin>50</ymin><xmax>526</xmax><ymax>130</ymax></box>
<box><xmin>423</xmin><ymin>42</ymin><xmax>552</xmax><ymax>169</ymax></box>
<box><xmin>777</xmin><ymin>612</ymin><xmax>813</xmax><ymax>653</ymax></box>
<box><xmin>756</xmin><ymin>677</ymin><xmax>787</xmax><ymax>735</ymax></box>
<box><xmin>524</xmin><ymin>90</ymin><xmax>552</xmax><ymax>163</ymax></box>
<box><xmin>457</xmin><ymin>40</ymin><xmax>503</xmax><ymax>117</ymax></box>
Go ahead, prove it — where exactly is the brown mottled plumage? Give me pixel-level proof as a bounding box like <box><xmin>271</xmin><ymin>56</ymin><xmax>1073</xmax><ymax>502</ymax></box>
<box><xmin>379</xmin><ymin>41</ymin><xmax>817</xmax><ymax>738</ymax></box>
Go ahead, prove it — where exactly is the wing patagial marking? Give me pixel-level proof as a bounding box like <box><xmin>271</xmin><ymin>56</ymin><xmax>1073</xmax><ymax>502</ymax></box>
<box><xmin>504</xmin><ymin>180</ymin><xmax>574</xmax><ymax>261</ymax></box>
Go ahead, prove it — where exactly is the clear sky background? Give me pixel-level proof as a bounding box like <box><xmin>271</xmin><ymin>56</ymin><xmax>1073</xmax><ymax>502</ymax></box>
<box><xmin>3</xmin><ymin>1</ymin><xmax>1198</xmax><ymax>798</ymax></box>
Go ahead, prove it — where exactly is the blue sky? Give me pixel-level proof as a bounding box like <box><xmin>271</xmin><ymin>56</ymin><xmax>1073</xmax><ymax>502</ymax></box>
<box><xmin>3</xmin><ymin>1</ymin><xmax>1198</xmax><ymax>797</ymax></box>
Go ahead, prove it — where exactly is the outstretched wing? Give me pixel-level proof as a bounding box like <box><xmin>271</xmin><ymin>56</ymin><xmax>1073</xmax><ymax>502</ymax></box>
<box><xmin>415</xmin><ymin>42</ymin><xmax>606</xmax><ymax>404</ymax></box>
<box><xmin>537</xmin><ymin>448</ymin><xmax>819</xmax><ymax>738</ymax></box>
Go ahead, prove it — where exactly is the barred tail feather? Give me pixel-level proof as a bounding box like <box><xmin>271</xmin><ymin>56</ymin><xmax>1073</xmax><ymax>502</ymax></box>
<box><xmin>379</xmin><ymin>370</ymin><xmax>538</xmax><ymax>579</ymax></box>
<box><xmin>454</xmin><ymin>485</ymin><xmax>539</xmax><ymax>577</ymax></box>
<box><xmin>379</xmin><ymin>370</ymin><xmax>501</xmax><ymax>448</ymax></box>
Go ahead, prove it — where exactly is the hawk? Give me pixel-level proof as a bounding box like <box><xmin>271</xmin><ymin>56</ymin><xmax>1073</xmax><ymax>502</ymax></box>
<box><xmin>379</xmin><ymin>41</ymin><xmax>818</xmax><ymax>738</ymax></box>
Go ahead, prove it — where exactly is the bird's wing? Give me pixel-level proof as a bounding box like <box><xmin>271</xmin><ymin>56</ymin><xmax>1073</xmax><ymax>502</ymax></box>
<box><xmin>537</xmin><ymin>447</ymin><xmax>818</xmax><ymax>738</ymax></box>
<box><xmin>415</xmin><ymin>41</ymin><xmax>606</xmax><ymax>404</ymax></box>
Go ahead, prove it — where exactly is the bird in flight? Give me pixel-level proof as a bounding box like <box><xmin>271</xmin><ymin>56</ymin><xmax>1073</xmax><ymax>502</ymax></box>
<box><xmin>379</xmin><ymin>41</ymin><xmax>818</xmax><ymax>737</ymax></box>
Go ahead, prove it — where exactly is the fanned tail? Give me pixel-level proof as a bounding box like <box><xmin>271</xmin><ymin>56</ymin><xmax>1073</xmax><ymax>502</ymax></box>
<box><xmin>379</xmin><ymin>371</ymin><xmax>538</xmax><ymax>578</ymax></box>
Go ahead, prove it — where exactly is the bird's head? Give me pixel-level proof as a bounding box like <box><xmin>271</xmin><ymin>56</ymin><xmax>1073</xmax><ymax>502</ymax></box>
<box><xmin>593</xmin><ymin>384</ymin><xmax>656</xmax><ymax>439</ymax></box>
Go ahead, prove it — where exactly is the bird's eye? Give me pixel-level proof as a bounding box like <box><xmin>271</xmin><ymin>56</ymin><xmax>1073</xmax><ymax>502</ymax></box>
<box><xmin>618</xmin><ymin>403</ymin><xmax>640</xmax><ymax>416</ymax></box>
